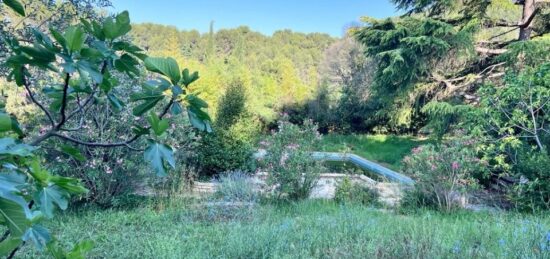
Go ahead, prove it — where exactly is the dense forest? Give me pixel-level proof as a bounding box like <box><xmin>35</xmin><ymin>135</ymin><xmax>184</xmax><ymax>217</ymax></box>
<box><xmin>130</xmin><ymin>23</ymin><xmax>335</xmax><ymax>122</ymax></box>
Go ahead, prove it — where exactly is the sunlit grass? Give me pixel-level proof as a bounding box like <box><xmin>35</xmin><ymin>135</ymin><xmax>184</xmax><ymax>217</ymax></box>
<box><xmin>320</xmin><ymin>134</ymin><xmax>433</xmax><ymax>170</ymax></box>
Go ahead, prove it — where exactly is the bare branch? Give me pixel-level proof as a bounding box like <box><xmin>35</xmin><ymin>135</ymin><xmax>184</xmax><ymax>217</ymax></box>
<box><xmin>488</xmin><ymin>27</ymin><xmax>519</xmax><ymax>41</ymax></box>
<box><xmin>50</xmin><ymin>132</ymin><xmax>141</xmax><ymax>148</ymax></box>
<box><xmin>159</xmin><ymin>99</ymin><xmax>175</xmax><ymax>119</ymax></box>
<box><xmin>65</xmin><ymin>61</ymin><xmax>107</xmax><ymax>122</ymax></box>
<box><xmin>56</xmin><ymin>73</ymin><xmax>71</xmax><ymax>130</ymax></box>
<box><xmin>22</xmin><ymin>69</ymin><xmax>56</xmax><ymax>128</ymax></box>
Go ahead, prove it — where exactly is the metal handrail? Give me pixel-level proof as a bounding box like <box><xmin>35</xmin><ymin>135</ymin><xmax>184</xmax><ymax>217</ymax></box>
<box><xmin>311</xmin><ymin>152</ymin><xmax>414</xmax><ymax>185</ymax></box>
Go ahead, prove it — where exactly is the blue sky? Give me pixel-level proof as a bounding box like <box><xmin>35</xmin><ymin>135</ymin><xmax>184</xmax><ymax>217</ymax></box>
<box><xmin>110</xmin><ymin>1</ymin><xmax>399</xmax><ymax>37</ymax></box>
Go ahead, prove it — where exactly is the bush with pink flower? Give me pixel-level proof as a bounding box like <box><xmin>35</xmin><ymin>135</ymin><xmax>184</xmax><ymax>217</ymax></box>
<box><xmin>402</xmin><ymin>139</ymin><xmax>486</xmax><ymax>212</ymax></box>
<box><xmin>257</xmin><ymin>116</ymin><xmax>326</xmax><ymax>200</ymax></box>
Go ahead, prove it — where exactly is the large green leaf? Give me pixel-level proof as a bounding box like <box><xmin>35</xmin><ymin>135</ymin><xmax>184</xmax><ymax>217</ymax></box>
<box><xmin>170</xmin><ymin>102</ymin><xmax>183</xmax><ymax>115</ymax></box>
<box><xmin>0</xmin><ymin>237</ymin><xmax>23</xmax><ymax>256</ymax></box>
<box><xmin>2</xmin><ymin>0</ymin><xmax>25</xmax><ymax>16</ymax></box>
<box><xmin>107</xmin><ymin>93</ymin><xmax>125</xmax><ymax>112</ymax></box>
<box><xmin>144</xmin><ymin>140</ymin><xmax>175</xmax><ymax>176</ymax></box>
<box><xmin>113</xmin><ymin>41</ymin><xmax>147</xmax><ymax>60</ymax></box>
<box><xmin>38</xmin><ymin>186</ymin><xmax>69</xmax><ymax>218</ymax></box>
<box><xmin>22</xmin><ymin>224</ymin><xmax>51</xmax><ymax>251</ymax></box>
<box><xmin>147</xmin><ymin>112</ymin><xmax>169</xmax><ymax>136</ymax></box>
<box><xmin>77</xmin><ymin>60</ymin><xmax>103</xmax><ymax>83</ymax></box>
<box><xmin>80</xmin><ymin>47</ymin><xmax>103</xmax><ymax>61</ymax></box>
<box><xmin>28</xmin><ymin>159</ymin><xmax>50</xmax><ymax>186</ymax></box>
<box><xmin>0</xmin><ymin>138</ymin><xmax>36</xmax><ymax>157</ymax></box>
<box><xmin>67</xmin><ymin>240</ymin><xmax>94</xmax><ymax>259</ymax></box>
<box><xmin>0</xmin><ymin>198</ymin><xmax>30</xmax><ymax>238</ymax></box>
<box><xmin>181</xmin><ymin>68</ymin><xmax>199</xmax><ymax>87</ymax></box>
<box><xmin>144</xmin><ymin>57</ymin><xmax>181</xmax><ymax>84</ymax></box>
<box><xmin>103</xmin><ymin>11</ymin><xmax>131</xmax><ymax>40</ymax></box>
<box><xmin>10</xmin><ymin>117</ymin><xmax>24</xmax><ymax>138</ymax></box>
<box><xmin>0</xmin><ymin>172</ymin><xmax>30</xmax><ymax>217</ymax></box>
<box><xmin>188</xmin><ymin>108</ymin><xmax>212</xmax><ymax>132</ymax></box>
<box><xmin>185</xmin><ymin>94</ymin><xmax>209</xmax><ymax>109</ymax></box>
<box><xmin>114</xmin><ymin>11</ymin><xmax>131</xmax><ymax>33</ymax></box>
<box><xmin>47</xmin><ymin>239</ymin><xmax>94</xmax><ymax>259</ymax></box>
<box><xmin>132</xmin><ymin>96</ymin><xmax>164</xmax><ymax>116</ymax></box>
<box><xmin>114</xmin><ymin>54</ymin><xmax>140</xmax><ymax>77</ymax></box>
<box><xmin>60</xmin><ymin>145</ymin><xmax>86</xmax><ymax>162</ymax></box>
<box><xmin>99</xmin><ymin>71</ymin><xmax>117</xmax><ymax>93</ymax></box>
<box><xmin>48</xmin><ymin>176</ymin><xmax>87</xmax><ymax>195</ymax></box>
<box><xmin>131</xmin><ymin>125</ymin><xmax>150</xmax><ymax>136</ymax></box>
<box><xmin>7</xmin><ymin>65</ymin><xmax>25</xmax><ymax>86</ymax></box>
<box><xmin>0</xmin><ymin>172</ymin><xmax>26</xmax><ymax>194</ymax></box>
<box><xmin>0</xmin><ymin>113</ymin><xmax>12</xmax><ymax>132</ymax></box>
<box><xmin>49</xmin><ymin>28</ymin><xmax>67</xmax><ymax>52</ymax></box>
<box><xmin>63</xmin><ymin>26</ymin><xmax>86</xmax><ymax>53</ymax></box>
<box><xmin>19</xmin><ymin>45</ymin><xmax>56</xmax><ymax>65</ymax></box>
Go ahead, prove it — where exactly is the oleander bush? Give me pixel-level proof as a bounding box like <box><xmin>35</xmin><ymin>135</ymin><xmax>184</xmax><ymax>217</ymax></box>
<box><xmin>258</xmin><ymin>116</ymin><xmax>325</xmax><ymax>200</ymax></box>
<box><xmin>402</xmin><ymin>139</ymin><xmax>485</xmax><ymax>212</ymax></box>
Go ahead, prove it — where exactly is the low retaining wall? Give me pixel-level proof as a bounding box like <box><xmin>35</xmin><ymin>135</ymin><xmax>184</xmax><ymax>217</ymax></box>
<box><xmin>192</xmin><ymin>172</ymin><xmax>406</xmax><ymax>206</ymax></box>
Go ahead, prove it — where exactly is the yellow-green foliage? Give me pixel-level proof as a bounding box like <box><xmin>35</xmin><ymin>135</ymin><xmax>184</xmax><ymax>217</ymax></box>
<box><xmin>0</xmin><ymin>80</ymin><xmax>38</xmax><ymax>123</ymax></box>
<box><xmin>130</xmin><ymin>24</ymin><xmax>335</xmax><ymax>123</ymax></box>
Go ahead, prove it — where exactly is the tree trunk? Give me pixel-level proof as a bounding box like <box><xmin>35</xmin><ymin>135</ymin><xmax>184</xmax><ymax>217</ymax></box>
<box><xmin>519</xmin><ymin>0</ymin><xmax>536</xmax><ymax>41</ymax></box>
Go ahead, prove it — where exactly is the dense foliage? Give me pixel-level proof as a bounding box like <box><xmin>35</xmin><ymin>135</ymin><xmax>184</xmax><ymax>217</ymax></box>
<box><xmin>334</xmin><ymin>176</ymin><xmax>379</xmax><ymax>206</ymax></box>
<box><xmin>353</xmin><ymin>0</ymin><xmax>549</xmax><ymax>131</ymax></box>
<box><xmin>1</xmin><ymin>0</ymin><xmax>550</xmax><ymax>257</ymax></box>
<box><xmin>257</xmin><ymin>118</ymin><xmax>325</xmax><ymax>200</ymax></box>
<box><xmin>130</xmin><ymin>23</ymin><xmax>335</xmax><ymax>123</ymax></box>
<box><xmin>402</xmin><ymin>139</ymin><xmax>484</xmax><ymax>212</ymax></box>
<box><xmin>0</xmin><ymin>2</ymin><xmax>210</xmax><ymax>257</ymax></box>
<box><xmin>197</xmin><ymin>80</ymin><xmax>259</xmax><ymax>176</ymax></box>
<box><xmin>472</xmin><ymin>63</ymin><xmax>550</xmax><ymax>211</ymax></box>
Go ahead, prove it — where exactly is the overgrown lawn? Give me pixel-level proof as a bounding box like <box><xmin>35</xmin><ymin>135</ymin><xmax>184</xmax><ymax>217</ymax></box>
<box><xmin>21</xmin><ymin>201</ymin><xmax>550</xmax><ymax>258</ymax></box>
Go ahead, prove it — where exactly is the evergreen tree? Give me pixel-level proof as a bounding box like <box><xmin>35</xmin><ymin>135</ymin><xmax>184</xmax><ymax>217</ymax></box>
<box><xmin>354</xmin><ymin>0</ymin><xmax>550</xmax><ymax>130</ymax></box>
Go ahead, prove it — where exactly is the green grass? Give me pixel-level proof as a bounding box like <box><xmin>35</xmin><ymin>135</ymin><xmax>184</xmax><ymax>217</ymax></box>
<box><xmin>320</xmin><ymin>134</ymin><xmax>433</xmax><ymax>170</ymax></box>
<box><xmin>20</xmin><ymin>200</ymin><xmax>550</xmax><ymax>258</ymax></box>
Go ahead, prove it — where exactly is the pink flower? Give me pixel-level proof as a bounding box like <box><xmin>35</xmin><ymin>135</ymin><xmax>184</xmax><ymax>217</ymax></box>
<box><xmin>279</xmin><ymin>152</ymin><xmax>289</xmax><ymax>166</ymax></box>
<box><xmin>431</xmin><ymin>164</ymin><xmax>437</xmax><ymax>171</ymax></box>
<box><xmin>286</xmin><ymin>143</ymin><xmax>299</xmax><ymax>150</ymax></box>
<box><xmin>412</xmin><ymin>147</ymin><xmax>422</xmax><ymax>154</ymax></box>
<box><xmin>452</xmin><ymin>161</ymin><xmax>460</xmax><ymax>170</ymax></box>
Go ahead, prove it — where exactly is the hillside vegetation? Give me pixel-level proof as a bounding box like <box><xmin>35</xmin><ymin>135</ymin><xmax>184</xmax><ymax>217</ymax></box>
<box><xmin>0</xmin><ymin>0</ymin><xmax>549</xmax><ymax>257</ymax></box>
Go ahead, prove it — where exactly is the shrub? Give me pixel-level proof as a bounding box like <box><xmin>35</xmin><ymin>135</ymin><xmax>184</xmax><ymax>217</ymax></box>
<box><xmin>214</xmin><ymin>171</ymin><xmax>259</xmax><ymax>203</ymax></box>
<box><xmin>509</xmin><ymin>149</ymin><xmax>550</xmax><ymax>212</ymax></box>
<box><xmin>466</xmin><ymin>63</ymin><xmax>550</xmax><ymax>211</ymax></box>
<box><xmin>52</xmin><ymin>151</ymin><xmax>145</xmax><ymax>207</ymax></box>
<box><xmin>334</xmin><ymin>176</ymin><xmax>379</xmax><ymax>206</ymax></box>
<box><xmin>0</xmin><ymin>7</ymin><xmax>212</xmax><ymax>256</ymax></box>
<box><xmin>258</xmin><ymin>117</ymin><xmax>325</xmax><ymax>200</ymax></box>
<box><xmin>198</xmin><ymin>80</ymin><xmax>259</xmax><ymax>176</ymax></box>
<box><xmin>198</xmin><ymin>130</ymin><xmax>256</xmax><ymax>176</ymax></box>
<box><xmin>401</xmin><ymin>140</ymin><xmax>484</xmax><ymax>212</ymax></box>
<box><xmin>215</xmin><ymin>80</ymin><xmax>248</xmax><ymax>129</ymax></box>
<box><xmin>185</xmin><ymin>171</ymin><xmax>259</xmax><ymax>223</ymax></box>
